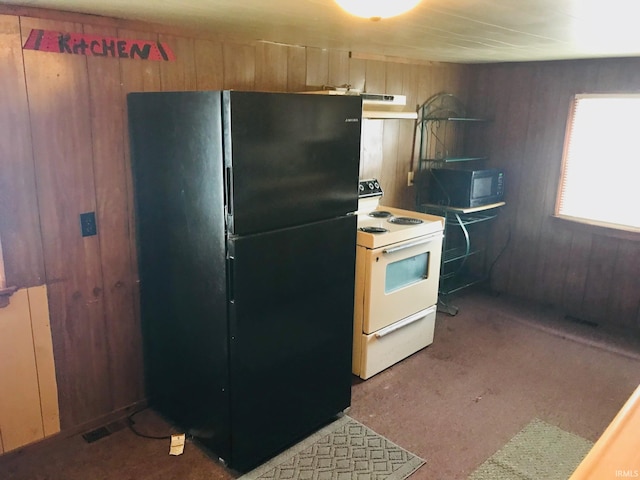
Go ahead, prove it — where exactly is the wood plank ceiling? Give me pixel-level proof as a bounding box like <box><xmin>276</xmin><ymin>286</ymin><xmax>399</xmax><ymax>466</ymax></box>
<box><xmin>6</xmin><ymin>0</ymin><xmax>640</xmax><ymax>64</ymax></box>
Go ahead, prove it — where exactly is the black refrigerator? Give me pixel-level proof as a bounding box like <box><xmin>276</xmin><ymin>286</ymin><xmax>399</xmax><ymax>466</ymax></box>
<box><xmin>127</xmin><ymin>90</ymin><xmax>362</xmax><ymax>472</ymax></box>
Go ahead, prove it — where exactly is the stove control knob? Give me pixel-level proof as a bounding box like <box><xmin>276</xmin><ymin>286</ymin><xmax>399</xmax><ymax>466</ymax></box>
<box><xmin>374</xmin><ymin>181</ymin><xmax>379</xmax><ymax>189</ymax></box>
<box><xmin>359</xmin><ymin>184</ymin><xmax>365</xmax><ymax>191</ymax></box>
<box><xmin>368</xmin><ymin>182</ymin><xmax>374</xmax><ymax>190</ymax></box>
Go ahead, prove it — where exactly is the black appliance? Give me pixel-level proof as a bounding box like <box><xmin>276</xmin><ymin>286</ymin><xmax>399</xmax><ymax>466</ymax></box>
<box><xmin>425</xmin><ymin>167</ymin><xmax>504</xmax><ymax>208</ymax></box>
<box><xmin>127</xmin><ymin>91</ymin><xmax>362</xmax><ymax>472</ymax></box>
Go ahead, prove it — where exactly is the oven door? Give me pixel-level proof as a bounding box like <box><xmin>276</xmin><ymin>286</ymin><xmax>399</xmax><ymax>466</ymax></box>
<box><xmin>361</xmin><ymin>231</ymin><xmax>442</xmax><ymax>334</ymax></box>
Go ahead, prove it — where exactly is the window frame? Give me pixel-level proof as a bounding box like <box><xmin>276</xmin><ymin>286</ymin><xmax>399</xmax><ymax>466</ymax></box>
<box><xmin>553</xmin><ymin>93</ymin><xmax>640</xmax><ymax>236</ymax></box>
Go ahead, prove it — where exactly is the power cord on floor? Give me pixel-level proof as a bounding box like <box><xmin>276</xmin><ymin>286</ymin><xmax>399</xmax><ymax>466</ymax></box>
<box><xmin>487</xmin><ymin>224</ymin><xmax>511</xmax><ymax>285</ymax></box>
<box><xmin>127</xmin><ymin>408</ymin><xmax>172</xmax><ymax>440</ymax></box>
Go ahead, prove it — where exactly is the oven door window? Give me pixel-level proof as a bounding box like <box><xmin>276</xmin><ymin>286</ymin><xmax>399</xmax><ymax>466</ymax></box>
<box><xmin>361</xmin><ymin>233</ymin><xmax>442</xmax><ymax>334</ymax></box>
<box><xmin>385</xmin><ymin>252</ymin><xmax>429</xmax><ymax>293</ymax></box>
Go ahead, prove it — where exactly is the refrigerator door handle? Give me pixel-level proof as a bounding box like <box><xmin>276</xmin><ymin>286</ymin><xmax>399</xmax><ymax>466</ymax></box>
<box><xmin>227</xmin><ymin>255</ymin><xmax>235</xmax><ymax>304</ymax></box>
<box><xmin>225</xmin><ymin>166</ymin><xmax>233</xmax><ymax>216</ymax></box>
<box><xmin>225</xmin><ymin>166</ymin><xmax>235</xmax><ymax>234</ymax></box>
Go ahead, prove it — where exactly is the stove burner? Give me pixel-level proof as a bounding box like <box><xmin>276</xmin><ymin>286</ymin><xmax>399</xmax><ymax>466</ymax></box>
<box><xmin>388</xmin><ymin>216</ymin><xmax>424</xmax><ymax>225</ymax></box>
<box><xmin>359</xmin><ymin>226</ymin><xmax>389</xmax><ymax>234</ymax></box>
<box><xmin>368</xmin><ymin>210</ymin><xmax>393</xmax><ymax>218</ymax></box>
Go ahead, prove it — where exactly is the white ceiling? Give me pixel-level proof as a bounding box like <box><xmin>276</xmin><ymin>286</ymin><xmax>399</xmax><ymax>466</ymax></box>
<box><xmin>8</xmin><ymin>0</ymin><xmax>640</xmax><ymax>63</ymax></box>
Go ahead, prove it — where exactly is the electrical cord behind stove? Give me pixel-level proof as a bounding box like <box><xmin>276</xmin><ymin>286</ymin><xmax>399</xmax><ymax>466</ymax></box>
<box><xmin>487</xmin><ymin>224</ymin><xmax>511</xmax><ymax>285</ymax></box>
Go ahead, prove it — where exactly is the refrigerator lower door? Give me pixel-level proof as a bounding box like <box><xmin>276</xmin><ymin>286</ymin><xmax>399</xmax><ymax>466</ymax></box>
<box><xmin>227</xmin><ymin>215</ymin><xmax>356</xmax><ymax>472</ymax></box>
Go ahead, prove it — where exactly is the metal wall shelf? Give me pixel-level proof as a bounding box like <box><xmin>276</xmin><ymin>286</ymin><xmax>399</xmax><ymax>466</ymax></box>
<box><xmin>413</xmin><ymin>93</ymin><xmax>501</xmax><ymax>315</ymax></box>
<box><xmin>439</xmin><ymin>272</ymin><xmax>488</xmax><ymax>296</ymax></box>
<box><xmin>419</xmin><ymin>155</ymin><xmax>489</xmax><ymax>164</ymax></box>
<box><xmin>420</xmin><ymin>202</ymin><xmax>504</xmax><ymax>308</ymax></box>
<box><xmin>414</xmin><ymin>93</ymin><xmax>489</xmax><ymax>168</ymax></box>
<box><xmin>426</xmin><ymin>117</ymin><xmax>487</xmax><ymax>122</ymax></box>
<box><xmin>442</xmin><ymin>246</ymin><xmax>482</xmax><ymax>264</ymax></box>
<box><xmin>444</xmin><ymin>210</ymin><xmax>499</xmax><ymax>226</ymax></box>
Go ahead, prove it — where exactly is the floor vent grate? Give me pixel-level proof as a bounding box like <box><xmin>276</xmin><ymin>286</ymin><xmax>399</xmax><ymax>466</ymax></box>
<box><xmin>564</xmin><ymin>314</ymin><xmax>599</xmax><ymax>327</ymax></box>
<box><xmin>82</xmin><ymin>426</ymin><xmax>111</xmax><ymax>443</ymax></box>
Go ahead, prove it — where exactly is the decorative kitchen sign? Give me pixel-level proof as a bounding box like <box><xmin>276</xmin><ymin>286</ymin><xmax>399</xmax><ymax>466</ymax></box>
<box><xmin>23</xmin><ymin>29</ymin><xmax>175</xmax><ymax>61</ymax></box>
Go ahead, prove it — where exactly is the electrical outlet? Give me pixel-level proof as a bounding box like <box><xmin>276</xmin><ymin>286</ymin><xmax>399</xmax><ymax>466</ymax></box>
<box><xmin>407</xmin><ymin>171</ymin><xmax>414</xmax><ymax>186</ymax></box>
<box><xmin>80</xmin><ymin>212</ymin><xmax>97</xmax><ymax>237</ymax></box>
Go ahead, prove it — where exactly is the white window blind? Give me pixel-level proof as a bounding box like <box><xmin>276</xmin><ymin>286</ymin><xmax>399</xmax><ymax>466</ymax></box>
<box><xmin>556</xmin><ymin>94</ymin><xmax>640</xmax><ymax>231</ymax></box>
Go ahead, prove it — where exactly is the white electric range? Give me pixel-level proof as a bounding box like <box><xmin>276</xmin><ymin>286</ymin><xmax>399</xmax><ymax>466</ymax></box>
<box><xmin>352</xmin><ymin>179</ymin><xmax>444</xmax><ymax>379</ymax></box>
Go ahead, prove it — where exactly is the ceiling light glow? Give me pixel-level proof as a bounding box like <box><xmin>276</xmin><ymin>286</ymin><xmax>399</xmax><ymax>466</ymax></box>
<box><xmin>334</xmin><ymin>0</ymin><xmax>422</xmax><ymax>21</ymax></box>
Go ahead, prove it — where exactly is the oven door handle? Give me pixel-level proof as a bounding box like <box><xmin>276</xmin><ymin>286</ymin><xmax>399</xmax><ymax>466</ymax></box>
<box><xmin>382</xmin><ymin>233</ymin><xmax>442</xmax><ymax>255</ymax></box>
<box><xmin>375</xmin><ymin>305</ymin><xmax>437</xmax><ymax>338</ymax></box>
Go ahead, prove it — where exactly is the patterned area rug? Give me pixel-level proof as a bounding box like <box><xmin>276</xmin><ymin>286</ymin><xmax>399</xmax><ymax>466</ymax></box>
<box><xmin>237</xmin><ymin>415</ymin><xmax>425</xmax><ymax>480</ymax></box>
<box><xmin>468</xmin><ymin>418</ymin><xmax>594</xmax><ymax>480</ymax></box>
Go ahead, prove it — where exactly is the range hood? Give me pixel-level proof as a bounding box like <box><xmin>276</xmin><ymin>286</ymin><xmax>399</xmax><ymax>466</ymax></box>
<box><xmin>360</xmin><ymin>93</ymin><xmax>417</xmax><ymax>119</ymax></box>
<box><xmin>304</xmin><ymin>88</ymin><xmax>418</xmax><ymax>120</ymax></box>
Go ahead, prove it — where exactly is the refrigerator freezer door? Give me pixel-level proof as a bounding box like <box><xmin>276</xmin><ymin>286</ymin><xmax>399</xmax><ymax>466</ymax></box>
<box><xmin>227</xmin><ymin>215</ymin><xmax>356</xmax><ymax>471</ymax></box>
<box><xmin>224</xmin><ymin>91</ymin><xmax>362</xmax><ymax>235</ymax></box>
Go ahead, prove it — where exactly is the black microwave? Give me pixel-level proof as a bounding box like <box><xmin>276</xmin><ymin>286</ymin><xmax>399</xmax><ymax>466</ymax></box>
<box><xmin>426</xmin><ymin>168</ymin><xmax>504</xmax><ymax>208</ymax></box>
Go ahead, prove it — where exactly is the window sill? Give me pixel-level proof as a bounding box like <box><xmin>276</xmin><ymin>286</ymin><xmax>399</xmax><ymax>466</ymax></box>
<box><xmin>552</xmin><ymin>214</ymin><xmax>640</xmax><ymax>241</ymax></box>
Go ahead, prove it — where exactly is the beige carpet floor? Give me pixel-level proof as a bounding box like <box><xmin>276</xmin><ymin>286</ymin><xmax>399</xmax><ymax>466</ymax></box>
<box><xmin>2</xmin><ymin>289</ymin><xmax>640</xmax><ymax>480</ymax></box>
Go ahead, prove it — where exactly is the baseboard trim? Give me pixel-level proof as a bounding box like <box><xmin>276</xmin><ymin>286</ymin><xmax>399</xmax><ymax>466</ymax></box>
<box><xmin>0</xmin><ymin>399</ymin><xmax>148</xmax><ymax>460</ymax></box>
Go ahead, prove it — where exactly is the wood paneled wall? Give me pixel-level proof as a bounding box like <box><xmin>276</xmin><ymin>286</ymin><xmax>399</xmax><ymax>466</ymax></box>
<box><xmin>467</xmin><ymin>58</ymin><xmax>640</xmax><ymax>331</ymax></box>
<box><xmin>0</xmin><ymin>6</ymin><xmax>471</xmax><ymax>434</ymax></box>
<box><xmin>0</xmin><ymin>286</ymin><xmax>59</xmax><ymax>452</ymax></box>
